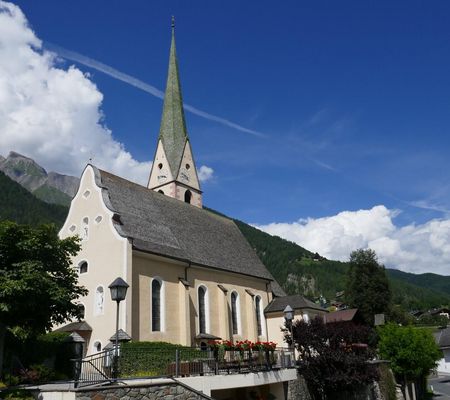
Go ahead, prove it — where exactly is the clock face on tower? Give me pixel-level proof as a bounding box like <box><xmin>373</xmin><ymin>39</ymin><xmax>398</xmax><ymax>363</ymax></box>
<box><xmin>180</xmin><ymin>169</ymin><xmax>189</xmax><ymax>182</ymax></box>
<box><xmin>157</xmin><ymin>162</ymin><xmax>168</xmax><ymax>183</ymax></box>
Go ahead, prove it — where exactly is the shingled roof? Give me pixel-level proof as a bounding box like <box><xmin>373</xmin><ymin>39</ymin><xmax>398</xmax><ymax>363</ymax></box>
<box><xmin>91</xmin><ymin>166</ymin><xmax>285</xmax><ymax>297</ymax></box>
<box><xmin>264</xmin><ymin>294</ymin><xmax>326</xmax><ymax>313</ymax></box>
<box><xmin>158</xmin><ymin>20</ymin><xmax>190</xmax><ymax>178</ymax></box>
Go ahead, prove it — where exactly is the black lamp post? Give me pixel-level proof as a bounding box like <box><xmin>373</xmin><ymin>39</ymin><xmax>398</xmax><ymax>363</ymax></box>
<box><xmin>108</xmin><ymin>277</ymin><xmax>129</xmax><ymax>380</ymax></box>
<box><xmin>283</xmin><ymin>305</ymin><xmax>294</xmax><ymax>351</ymax></box>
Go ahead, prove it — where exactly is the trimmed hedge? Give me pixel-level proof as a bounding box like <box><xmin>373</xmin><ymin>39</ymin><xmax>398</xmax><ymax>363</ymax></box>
<box><xmin>119</xmin><ymin>342</ymin><xmax>209</xmax><ymax>378</ymax></box>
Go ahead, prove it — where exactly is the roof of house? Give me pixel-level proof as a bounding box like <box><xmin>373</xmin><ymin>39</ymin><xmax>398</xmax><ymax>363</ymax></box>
<box><xmin>434</xmin><ymin>327</ymin><xmax>450</xmax><ymax>349</ymax></box>
<box><xmin>109</xmin><ymin>329</ymin><xmax>132</xmax><ymax>342</ymax></box>
<box><xmin>264</xmin><ymin>294</ymin><xmax>326</xmax><ymax>313</ymax></box>
<box><xmin>324</xmin><ymin>308</ymin><xmax>360</xmax><ymax>323</ymax></box>
<box><xmin>54</xmin><ymin>321</ymin><xmax>92</xmax><ymax>332</ymax></box>
<box><xmin>91</xmin><ymin>166</ymin><xmax>285</xmax><ymax>297</ymax></box>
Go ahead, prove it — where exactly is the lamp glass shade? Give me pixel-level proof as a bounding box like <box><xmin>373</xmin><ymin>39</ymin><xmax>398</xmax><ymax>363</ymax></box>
<box><xmin>109</xmin><ymin>277</ymin><xmax>129</xmax><ymax>302</ymax></box>
<box><xmin>283</xmin><ymin>305</ymin><xmax>294</xmax><ymax>321</ymax></box>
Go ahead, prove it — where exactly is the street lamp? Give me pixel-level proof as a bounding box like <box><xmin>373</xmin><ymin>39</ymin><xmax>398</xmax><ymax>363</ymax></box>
<box><xmin>283</xmin><ymin>305</ymin><xmax>294</xmax><ymax>360</ymax></box>
<box><xmin>108</xmin><ymin>277</ymin><xmax>129</xmax><ymax>380</ymax></box>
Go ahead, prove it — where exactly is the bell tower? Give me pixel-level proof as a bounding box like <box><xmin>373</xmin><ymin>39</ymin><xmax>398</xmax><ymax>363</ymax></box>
<box><xmin>147</xmin><ymin>17</ymin><xmax>202</xmax><ymax>208</ymax></box>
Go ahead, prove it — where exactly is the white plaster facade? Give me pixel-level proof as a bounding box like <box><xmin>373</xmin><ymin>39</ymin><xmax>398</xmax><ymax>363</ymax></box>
<box><xmin>59</xmin><ymin>166</ymin><xmax>132</xmax><ymax>352</ymax></box>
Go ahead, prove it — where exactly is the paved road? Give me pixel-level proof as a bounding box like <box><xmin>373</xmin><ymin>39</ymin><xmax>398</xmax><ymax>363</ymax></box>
<box><xmin>429</xmin><ymin>376</ymin><xmax>450</xmax><ymax>398</ymax></box>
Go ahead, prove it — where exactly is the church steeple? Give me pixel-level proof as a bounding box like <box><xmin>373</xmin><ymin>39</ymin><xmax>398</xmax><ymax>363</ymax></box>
<box><xmin>148</xmin><ymin>18</ymin><xmax>202</xmax><ymax>208</ymax></box>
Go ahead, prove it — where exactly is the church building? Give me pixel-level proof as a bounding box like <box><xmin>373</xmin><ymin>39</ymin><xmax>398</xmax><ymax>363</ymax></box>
<box><xmin>59</xmin><ymin>21</ymin><xmax>285</xmax><ymax>348</ymax></box>
<box><xmin>58</xmin><ymin>20</ymin><xmax>325</xmax><ymax>398</ymax></box>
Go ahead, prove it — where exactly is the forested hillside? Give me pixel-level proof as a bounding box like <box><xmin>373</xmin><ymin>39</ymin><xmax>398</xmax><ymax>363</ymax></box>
<box><xmin>0</xmin><ymin>171</ymin><xmax>67</xmax><ymax>227</ymax></box>
<box><xmin>1</xmin><ymin>176</ymin><xmax>449</xmax><ymax>311</ymax></box>
<box><xmin>234</xmin><ymin>217</ymin><xmax>450</xmax><ymax>310</ymax></box>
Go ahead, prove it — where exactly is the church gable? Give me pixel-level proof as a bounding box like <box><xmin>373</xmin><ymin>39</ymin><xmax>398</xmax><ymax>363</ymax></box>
<box><xmin>60</xmin><ymin>165</ymin><xmax>125</xmax><ymax>243</ymax></box>
<box><xmin>176</xmin><ymin>140</ymin><xmax>200</xmax><ymax>191</ymax></box>
<box><xmin>148</xmin><ymin>140</ymin><xmax>174</xmax><ymax>189</ymax></box>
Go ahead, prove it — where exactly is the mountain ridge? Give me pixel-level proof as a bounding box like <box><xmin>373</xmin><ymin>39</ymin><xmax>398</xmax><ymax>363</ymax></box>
<box><xmin>0</xmin><ymin>151</ymin><xmax>79</xmax><ymax>206</ymax></box>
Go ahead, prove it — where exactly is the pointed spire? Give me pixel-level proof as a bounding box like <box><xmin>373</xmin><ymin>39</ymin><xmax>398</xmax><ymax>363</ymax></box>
<box><xmin>158</xmin><ymin>16</ymin><xmax>188</xmax><ymax>178</ymax></box>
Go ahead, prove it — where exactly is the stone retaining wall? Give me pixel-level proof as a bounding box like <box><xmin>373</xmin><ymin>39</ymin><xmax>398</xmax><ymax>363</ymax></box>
<box><xmin>75</xmin><ymin>383</ymin><xmax>210</xmax><ymax>400</ymax></box>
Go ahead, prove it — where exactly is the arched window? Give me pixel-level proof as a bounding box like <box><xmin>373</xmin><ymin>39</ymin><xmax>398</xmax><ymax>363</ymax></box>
<box><xmin>93</xmin><ymin>341</ymin><xmax>102</xmax><ymax>353</ymax></box>
<box><xmin>79</xmin><ymin>261</ymin><xmax>88</xmax><ymax>274</ymax></box>
<box><xmin>198</xmin><ymin>286</ymin><xmax>208</xmax><ymax>334</ymax></box>
<box><xmin>95</xmin><ymin>286</ymin><xmax>104</xmax><ymax>315</ymax></box>
<box><xmin>158</xmin><ymin>190</ymin><xmax>164</xmax><ymax>194</ymax></box>
<box><xmin>255</xmin><ymin>296</ymin><xmax>263</xmax><ymax>336</ymax></box>
<box><xmin>231</xmin><ymin>291</ymin><xmax>240</xmax><ymax>335</ymax></box>
<box><xmin>152</xmin><ymin>279</ymin><xmax>162</xmax><ymax>331</ymax></box>
<box><xmin>184</xmin><ymin>190</ymin><xmax>192</xmax><ymax>204</ymax></box>
<box><xmin>303</xmin><ymin>313</ymin><xmax>309</xmax><ymax>323</ymax></box>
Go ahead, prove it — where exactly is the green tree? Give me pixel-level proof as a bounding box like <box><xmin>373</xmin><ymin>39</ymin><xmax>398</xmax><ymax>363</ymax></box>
<box><xmin>378</xmin><ymin>323</ymin><xmax>442</xmax><ymax>396</ymax></box>
<box><xmin>345</xmin><ymin>249</ymin><xmax>391</xmax><ymax>325</ymax></box>
<box><xmin>0</xmin><ymin>221</ymin><xmax>87</xmax><ymax>375</ymax></box>
<box><xmin>292</xmin><ymin>317</ymin><xmax>378</xmax><ymax>399</ymax></box>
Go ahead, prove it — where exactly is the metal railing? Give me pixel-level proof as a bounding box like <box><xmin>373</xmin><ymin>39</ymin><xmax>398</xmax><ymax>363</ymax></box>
<box><xmin>73</xmin><ymin>349</ymin><xmax>114</xmax><ymax>387</ymax></box>
<box><xmin>74</xmin><ymin>346</ymin><xmax>295</xmax><ymax>386</ymax></box>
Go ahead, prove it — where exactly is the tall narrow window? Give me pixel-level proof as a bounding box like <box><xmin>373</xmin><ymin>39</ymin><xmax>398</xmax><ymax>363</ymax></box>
<box><xmin>231</xmin><ymin>291</ymin><xmax>239</xmax><ymax>335</ymax></box>
<box><xmin>198</xmin><ymin>286</ymin><xmax>207</xmax><ymax>334</ymax></box>
<box><xmin>152</xmin><ymin>279</ymin><xmax>162</xmax><ymax>331</ymax></box>
<box><xmin>93</xmin><ymin>341</ymin><xmax>102</xmax><ymax>353</ymax></box>
<box><xmin>184</xmin><ymin>190</ymin><xmax>192</xmax><ymax>204</ymax></box>
<box><xmin>255</xmin><ymin>296</ymin><xmax>262</xmax><ymax>336</ymax></box>
<box><xmin>79</xmin><ymin>261</ymin><xmax>88</xmax><ymax>274</ymax></box>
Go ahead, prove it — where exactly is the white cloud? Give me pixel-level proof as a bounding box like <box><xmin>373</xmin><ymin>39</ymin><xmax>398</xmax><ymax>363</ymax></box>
<box><xmin>0</xmin><ymin>1</ymin><xmax>151</xmax><ymax>183</ymax></box>
<box><xmin>197</xmin><ymin>165</ymin><xmax>214</xmax><ymax>183</ymax></box>
<box><xmin>255</xmin><ymin>205</ymin><xmax>450</xmax><ymax>275</ymax></box>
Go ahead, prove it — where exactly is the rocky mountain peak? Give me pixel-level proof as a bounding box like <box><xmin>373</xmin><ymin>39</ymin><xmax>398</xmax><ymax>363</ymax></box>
<box><xmin>0</xmin><ymin>151</ymin><xmax>79</xmax><ymax>206</ymax></box>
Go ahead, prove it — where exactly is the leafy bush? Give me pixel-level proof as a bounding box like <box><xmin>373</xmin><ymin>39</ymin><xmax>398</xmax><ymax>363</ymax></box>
<box><xmin>119</xmin><ymin>342</ymin><xmax>206</xmax><ymax>378</ymax></box>
<box><xmin>377</xmin><ymin>323</ymin><xmax>442</xmax><ymax>383</ymax></box>
<box><xmin>293</xmin><ymin>317</ymin><xmax>378</xmax><ymax>399</ymax></box>
<box><xmin>0</xmin><ymin>389</ymin><xmax>34</xmax><ymax>400</ymax></box>
<box><xmin>5</xmin><ymin>331</ymin><xmax>71</xmax><ymax>384</ymax></box>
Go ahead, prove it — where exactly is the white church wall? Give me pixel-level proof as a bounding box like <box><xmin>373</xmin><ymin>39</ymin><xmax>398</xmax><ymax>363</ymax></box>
<box><xmin>59</xmin><ymin>165</ymin><xmax>131</xmax><ymax>354</ymax></box>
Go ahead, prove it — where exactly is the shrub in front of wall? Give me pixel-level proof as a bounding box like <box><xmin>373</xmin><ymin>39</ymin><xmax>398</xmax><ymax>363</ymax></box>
<box><xmin>119</xmin><ymin>341</ymin><xmax>205</xmax><ymax>378</ymax></box>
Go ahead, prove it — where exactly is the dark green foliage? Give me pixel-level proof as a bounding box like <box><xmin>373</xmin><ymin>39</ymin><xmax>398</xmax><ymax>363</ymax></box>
<box><xmin>378</xmin><ymin>324</ymin><xmax>442</xmax><ymax>384</ymax></box>
<box><xmin>345</xmin><ymin>249</ymin><xmax>391</xmax><ymax>325</ymax></box>
<box><xmin>0</xmin><ymin>172</ymin><xmax>67</xmax><ymax>227</ymax></box>
<box><xmin>119</xmin><ymin>342</ymin><xmax>207</xmax><ymax>378</ymax></box>
<box><xmin>0</xmin><ymin>388</ymin><xmax>34</xmax><ymax>400</ymax></box>
<box><xmin>4</xmin><ymin>331</ymin><xmax>71</xmax><ymax>384</ymax></box>
<box><xmin>416</xmin><ymin>313</ymin><xmax>448</xmax><ymax>327</ymax></box>
<box><xmin>233</xmin><ymin>219</ymin><xmax>313</xmax><ymax>286</ymax></box>
<box><xmin>293</xmin><ymin>317</ymin><xmax>378</xmax><ymax>399</ymax></box>
<box><xmin>387</xmin><ymin>305</ymin><xmax>415</xmax><ymax>325</ymax></box>
<box><xmin>33</xmin><ymin>184</ymin><xmax>71</xmax><ymax>207</ymax></box>
<box><xmin>0</xmin><ymin>221</ymin><xmax>86</xmax><ymax>337</ymax></box>
<box><xmin>231</xmin><ymin>213</ymin><xmax>450</xmax><ymax>311</ymax></box>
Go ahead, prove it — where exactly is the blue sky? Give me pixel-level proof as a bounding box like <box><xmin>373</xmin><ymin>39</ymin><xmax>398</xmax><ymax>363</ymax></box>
<box><xmin>2</xmin><ymin>1</ymin><xmax>450</xmax><ymax>272</ymax></box>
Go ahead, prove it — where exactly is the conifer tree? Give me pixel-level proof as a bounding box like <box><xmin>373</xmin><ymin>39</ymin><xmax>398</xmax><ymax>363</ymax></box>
<box><xmin>345</xmin><ymin>249</ymin><xmax>391</xmax><ymax>325</ymax></box>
